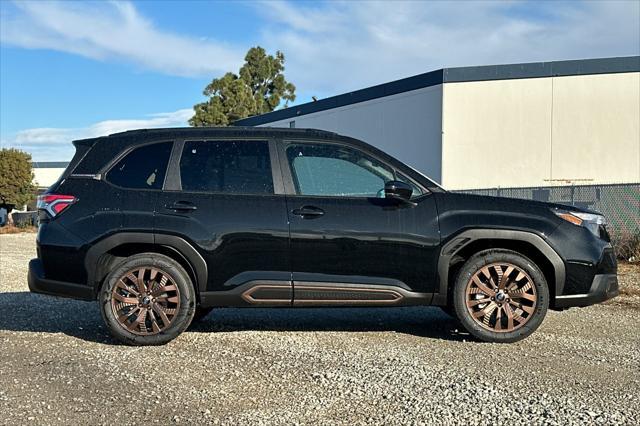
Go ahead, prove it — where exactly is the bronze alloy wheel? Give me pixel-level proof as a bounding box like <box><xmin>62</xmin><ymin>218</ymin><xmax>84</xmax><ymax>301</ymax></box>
<box><xmin>110</xmin><ymin>267</ymin><xmax>181</xmax><ymax>335</ymax></box>
<box><xmin>465</xmin><ymin>262</ymin><xmax>537</xmax><ymax>332</ymax></box>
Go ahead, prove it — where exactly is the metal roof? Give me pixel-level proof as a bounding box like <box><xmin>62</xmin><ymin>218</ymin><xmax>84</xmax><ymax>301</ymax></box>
<box><xmin>32</xmin><ymin>161</ymin><xmax>69</xmax><ymax>168</ymax></box>
<box><xmin>234</xmin><ymin>56</ymin><xmax>640</xmax><ymax>127</ymax></box>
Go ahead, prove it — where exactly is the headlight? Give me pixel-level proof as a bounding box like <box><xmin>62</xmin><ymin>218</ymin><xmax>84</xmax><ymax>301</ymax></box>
<box><xmin>553</xmin><ymin>209</ymin><xmax>606</xmax><ymax>237</ymax></box>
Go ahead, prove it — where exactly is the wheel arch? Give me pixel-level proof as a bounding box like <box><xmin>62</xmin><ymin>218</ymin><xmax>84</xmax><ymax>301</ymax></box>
<box><xmin>85</xmin><ymin>232</ymin><xmax>208</xmax><ymax>299</ymax></box>
<box><xmin>435</xmin><ymin>229</ymin><xmax>565</xmax><ymax>306</ymax></box>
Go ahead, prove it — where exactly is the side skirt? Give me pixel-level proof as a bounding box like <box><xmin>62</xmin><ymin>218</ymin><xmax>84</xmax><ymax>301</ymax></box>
<box><xmin>200</xmin><ymin>280</ymin><xmax>291</xmax><ymax>307</ymax></box>
<box><xmin>292</xmin><ymin>281</ymin><xmax>432</xmax><ymax>307</ymax></box>
<box><xmin>200</xmin><ymin>281</ymin><xmax>433</xmax><ymax>308</ymax></box>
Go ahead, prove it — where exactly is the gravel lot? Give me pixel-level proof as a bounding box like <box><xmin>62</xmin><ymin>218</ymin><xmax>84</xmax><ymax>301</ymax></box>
<box><xmin>1</xmin><ymin>232</ymin><xmax>639</xmax><ymax>425</ymax></box>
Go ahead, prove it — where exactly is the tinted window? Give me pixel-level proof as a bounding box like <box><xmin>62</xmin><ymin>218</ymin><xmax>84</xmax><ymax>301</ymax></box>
<box><xmin>180</xmin><ymin>140</ymin><xmax>273</xmax><ymax>194</ymax></box>
<box><xmin>106</xmin><ymin>142</ymin><xmax>172</xmax><ymax>190</ymax></box>
<box><xmin>286</xmin><ymin>143</ymin><xmax>394</xmax><ymax>197</ymax></box>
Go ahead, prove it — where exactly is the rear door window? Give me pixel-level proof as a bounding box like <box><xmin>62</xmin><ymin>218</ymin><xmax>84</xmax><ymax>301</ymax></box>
<box><xmin>179</xmin><ymin>140</ymin><xmax>274</xmax><ymax>194</ymax></box>
<box><xmin>106</xmin><ymin>142</ymin><xmax>173</xmax><ymax>190</ymax></box>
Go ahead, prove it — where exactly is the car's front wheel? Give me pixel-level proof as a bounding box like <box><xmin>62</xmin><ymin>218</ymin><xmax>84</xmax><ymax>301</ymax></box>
<box><xmin>100</xmin><ymin>253</ymin><xmax>195</xmax><ymax>345</ymax></box>
<box><xmin>453</xmin><ymin>249</ymin><xmax>549</xmax><ymax>343</ymax></box>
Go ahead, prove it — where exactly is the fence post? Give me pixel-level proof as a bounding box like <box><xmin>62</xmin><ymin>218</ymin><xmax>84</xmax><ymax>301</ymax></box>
<box><xmin>570</xmin><ymin>185</ymin><xmax>575</xmax><ymax>206</ymax></box>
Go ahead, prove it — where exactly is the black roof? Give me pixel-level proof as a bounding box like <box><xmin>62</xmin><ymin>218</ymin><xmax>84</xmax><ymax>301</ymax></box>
<box><xmin>73</xmin><ymin>126</ymin><xmax>416</xmax><ymax>181</ymax></box>
<box><xmin>74</xmin><ymin>126</ymin><xmax>341</xmax><ymax>147</ymax></box>
<box><xmin>235</xmin><ymin>56</ymin><xmax>640</xmax><ymax>127</ymax></box>
<box><xmin>71</xmin><ymin>127</ymin><xmax>363</xmax><ymax>175</ymax></box>
<box><xmin>69</xmin><ymin>126</ymin><xmax>444</xmax><ymax>190</ymax></box>
<box><xmin>108</xmin><ymin>126</ymin><xmax>339</xmax><ymax>139</ymax></box>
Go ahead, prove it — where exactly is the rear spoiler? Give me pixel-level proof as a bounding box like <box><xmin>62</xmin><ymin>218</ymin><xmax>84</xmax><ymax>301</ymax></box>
<box><xmin>46</xmin><ymin>140</ymin><xmax>93</xmax><ymax>192</ymax></box>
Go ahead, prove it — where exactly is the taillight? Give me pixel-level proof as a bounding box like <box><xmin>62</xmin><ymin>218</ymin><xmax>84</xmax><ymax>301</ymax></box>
<box><xmin>37</xmin><ymin>194</ymin><xmax>77</xmax><ymax>217</ymax></box>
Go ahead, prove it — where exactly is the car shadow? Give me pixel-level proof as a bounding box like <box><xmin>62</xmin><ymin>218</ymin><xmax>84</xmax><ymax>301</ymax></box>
<box><xmin>0</xmin><ymin>292</ymin><xmax>112</xmax><ymax>344</ymax></box>
<box><xmin>0</xmin><ymin>292</ymin><xmax>469</xmax><ymax>345</ymax></box>
<box><xmin>189</xmin><ymin>307</ymin><xmax>469</xmax><ymax>341</ymax></box>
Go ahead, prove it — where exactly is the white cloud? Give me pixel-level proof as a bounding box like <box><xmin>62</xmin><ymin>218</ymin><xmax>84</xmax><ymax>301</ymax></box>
<box><xmin>1</xmin><ymin>0</ymin><xmax>639</xmax><ymax>160</ymax></box>
<box><xmin>257</xmin><ymin>0</ymin><xmax>640</xmax><ymax>95</ymax></box>
<box><xmin>2</xmin><ymin>0</ymin><xmax>637</xmax><ymax>91</ymax></box>
<box><xmin>257</xmin><ymin>0</ymin><xmax>347</xmax><ymax>34</ymax></box>
<box><xmin>0</xmin><ymin>1</ymin><xmax>242</xmax><ymax>77</ymax></box>
<box><xmin>2</xmin><ymin>109</ymin><xmax>192</xmax><ymax>160</ymax></box>
<box><xmin>86</xmin><ymin>109</ymin><xmax>193</xmax><ymax>138</ymax></box>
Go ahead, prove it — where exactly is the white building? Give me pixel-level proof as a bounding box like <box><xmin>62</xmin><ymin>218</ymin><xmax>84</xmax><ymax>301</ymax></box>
<box><xmin>236</xmin><ymin>56</ymin><xmax>640</xmax><ymax>190</ymax></box>
<box><xmin>32</xmin><ymin>162</ymin><xmax>68</xmax><ymax>190</ymax></box>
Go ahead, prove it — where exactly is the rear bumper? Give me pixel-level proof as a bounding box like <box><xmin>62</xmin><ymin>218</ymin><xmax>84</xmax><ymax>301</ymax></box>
<box><xmin>28</xmin><ymin>258</ymin><xmax>94</xmax><ymax>300</ymax></box>
<box><xmin>554</xmin><ymin>273</ymin><xmax>619</xmax><ymax>308</ymax></box>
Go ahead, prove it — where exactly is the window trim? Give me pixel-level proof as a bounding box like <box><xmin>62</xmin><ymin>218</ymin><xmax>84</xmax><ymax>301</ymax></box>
<box><xmin>277</xmin><ymin>138</ymin><xmax>429</xmax><ymax>200</ymax></box>
<box><xmin>166</xmin><ymin>137</ymin><xmax>284</xmax><ymax>196</ymax></box>
<box><xmin>102</xmin><ymin>140</ymin><xmax>174</xmax><ymax>192</ymax></box>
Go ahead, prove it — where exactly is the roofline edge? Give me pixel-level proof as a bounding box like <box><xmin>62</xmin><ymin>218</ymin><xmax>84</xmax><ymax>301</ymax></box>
<box><xmin>234</xmin><ymin>55</ymin><xmax>640</xmax><ymax>126</ymax></box>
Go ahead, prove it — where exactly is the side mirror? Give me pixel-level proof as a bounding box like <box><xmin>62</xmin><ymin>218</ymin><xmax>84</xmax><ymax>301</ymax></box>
<box><xmin>384</xmin><ymin>181</ymin><xmax>414</xmax><ymax>204</ymax></box>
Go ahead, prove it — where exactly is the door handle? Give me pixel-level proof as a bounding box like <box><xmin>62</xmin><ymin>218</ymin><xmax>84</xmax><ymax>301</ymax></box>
<box><xmin>166</xmin><ymin>201</ymin><xmax>197</xmax><ymax>211</ymax></box>
<box><xmin>292</xmin><ymin>206</ymin><xmax>324</xmax><ymax>218</ymax></box>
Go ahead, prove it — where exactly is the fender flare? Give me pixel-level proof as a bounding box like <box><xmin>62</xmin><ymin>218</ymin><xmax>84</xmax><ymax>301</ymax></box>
<box><xmin>85</xmin><ymin>232</ymin><xmax>208</xmax><ymax>294</ymax></box>
<box><xmin>434</xmin><ymin>229</ymin><xmax>565</xmax><ymax>305</ymax></box>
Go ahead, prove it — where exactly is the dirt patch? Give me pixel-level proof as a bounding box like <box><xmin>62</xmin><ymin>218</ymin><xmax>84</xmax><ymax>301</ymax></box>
<box><xmin>0</xmin><ymin>225</ymin><xmax>37</xmax><ymax>234</ymax></box>
<box><xmin>616</xmin><ymin>262</ymin><xmax>640</xmax><ymax>301</ymax></box>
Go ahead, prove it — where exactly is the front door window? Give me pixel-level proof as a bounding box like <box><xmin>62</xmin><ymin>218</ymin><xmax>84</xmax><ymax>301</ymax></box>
<box><xmin>285</xmin><ymin>143</ymin><xmax>394</xmax><ymax>197</ymax></box>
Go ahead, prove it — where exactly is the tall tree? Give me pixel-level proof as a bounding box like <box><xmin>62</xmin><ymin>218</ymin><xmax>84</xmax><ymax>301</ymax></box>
<box><xmin>190</xmin><ymin>47</ymin><xmax>296</xmax><ymax>126</ymax></box>
<box><xmin>0</xmin><ymin>148</ymin><xmax>36</xmax><ymax>207</ymax></box>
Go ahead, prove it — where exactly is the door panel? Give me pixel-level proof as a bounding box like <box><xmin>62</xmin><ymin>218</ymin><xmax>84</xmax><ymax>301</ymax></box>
<box><xmin>287</xmin><ymin>196</ymin><xmax>440</xmax><ymax>292</ymax></box>
<box><xmin>281</xmin><ymin>140</ymin><xmax>441</xmax><ymax>294</ymax></box>
<box><xmin>155</xmin><ymin>193</ymin><xmax>291</xmax><ymax>292</ymax></box>
<box><xmin>155</xmin><ymin>139</ymin><xmax>291</xmax><ymax>295</ymax></box>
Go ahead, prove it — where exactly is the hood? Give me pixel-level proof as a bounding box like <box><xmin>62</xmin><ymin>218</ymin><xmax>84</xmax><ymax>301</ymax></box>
<box><xmin>440</xmin><ymin>192</ymin><xmax>601</xmax><ymax>216</ymax></box>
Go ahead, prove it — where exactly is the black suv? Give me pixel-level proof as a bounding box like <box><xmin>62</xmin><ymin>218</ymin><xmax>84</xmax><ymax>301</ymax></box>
<box><xmin>29</xmin><ymin>128</ymin><xmax>618</xmax><ymax>345</ymax></box>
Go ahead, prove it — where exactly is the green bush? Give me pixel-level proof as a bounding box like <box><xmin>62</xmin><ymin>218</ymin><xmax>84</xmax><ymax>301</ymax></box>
<box><xmin>0</xmin><ymin>148</ymin><xmax>36</xmax><ymax>207</ymax></box>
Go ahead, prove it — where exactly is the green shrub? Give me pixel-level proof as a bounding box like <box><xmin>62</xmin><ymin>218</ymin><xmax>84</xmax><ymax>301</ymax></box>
<box><xmin>0</xmin><ymin>148</ymin><xmax>36</xmax><ymax>207</ymax></box>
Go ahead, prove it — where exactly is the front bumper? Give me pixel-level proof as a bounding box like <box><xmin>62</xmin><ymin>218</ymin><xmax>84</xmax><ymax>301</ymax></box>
<box><xmin>554</xmin><ymin>273</ymin><xmax>619</xmax><ymax>308</ymax></box>
<box><xmin>28</xmin><ymin>258</ymin><xmax>94</xmax><ymax>300</ymax></box>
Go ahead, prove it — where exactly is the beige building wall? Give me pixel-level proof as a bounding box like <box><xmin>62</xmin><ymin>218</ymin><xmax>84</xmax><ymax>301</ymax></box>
<box><xmin>442</xmin><ymin>78</ymin><xmax>553</xmax><ymax>189</ymax></box>
<box><xmin>551</xmin><ymin>73</ymin><xmax>640</xmax><ymax>184</ymax></box>
<box><xmin>442</xmin><ymin>72</ymin><xmax>640</xmax><ymax>190</ymax></box>
<box><xmin>33</xmin><ymin>168</ymin><xmax>65</xmax><ymax>189</ymax></box>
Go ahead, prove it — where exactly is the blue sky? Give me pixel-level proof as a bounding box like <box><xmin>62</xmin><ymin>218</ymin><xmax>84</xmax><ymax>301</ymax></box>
<box><xmin>1</xmin><ymin>0</ymin><xmax>639</xmax><ymax>160</ymax></box>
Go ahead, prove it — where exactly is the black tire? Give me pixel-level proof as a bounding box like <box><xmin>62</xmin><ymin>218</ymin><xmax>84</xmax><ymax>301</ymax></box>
<box><xmin>192</xmin><ymin>306</ymin><xmax>214</xmax><ymax>322</ymax></box>
<box><xmin>100</xmin><ymin>253</ymin><xmax>196</xmax><ymax>346</ymax></box>
<box><xmin>453</xmin><ymin>249</ymin><xmax>549</xmax><ymax>343</ymax></box>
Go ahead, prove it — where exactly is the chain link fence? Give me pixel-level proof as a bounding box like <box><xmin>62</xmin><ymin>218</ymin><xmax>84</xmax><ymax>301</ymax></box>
<box><xmin>457</xmin><ymin>183</ymin><xmax>640</xmax><ymax>257</ymax></box>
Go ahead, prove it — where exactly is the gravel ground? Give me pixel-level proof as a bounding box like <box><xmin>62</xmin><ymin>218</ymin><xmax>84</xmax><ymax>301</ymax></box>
<box><xmin>1</xmin><ymin>233</ymin><xmax>639</xmax><ymax>425</ymax></box>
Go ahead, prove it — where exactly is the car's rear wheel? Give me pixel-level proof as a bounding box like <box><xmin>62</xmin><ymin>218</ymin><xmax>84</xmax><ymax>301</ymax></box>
<box><xmin>453</xmin><ymin>249</ymin><xmax>549</xmax><ymax>343</ymax></box>
<box><xmin>100</xmin><ymin>253</ymin><xmax>195</xmax><ymax>345</ymax></box>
